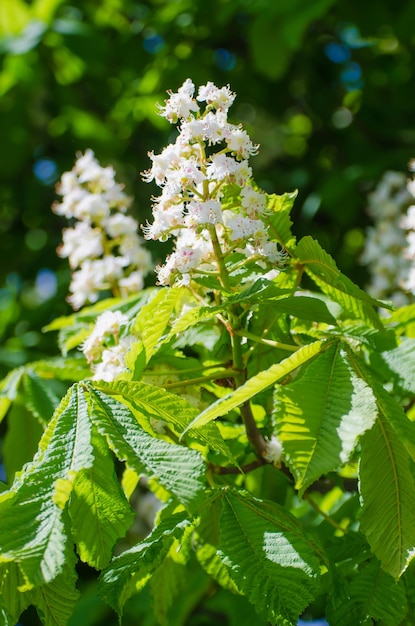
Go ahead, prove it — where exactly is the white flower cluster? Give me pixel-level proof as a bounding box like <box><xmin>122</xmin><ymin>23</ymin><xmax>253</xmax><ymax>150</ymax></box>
<box><xmin>54</xmin><ymin>149</ymin><xmax>153</xmax><ymax>309</ymax></box>
<box><xmin>82</xmin><ymin>310</ymin><xmax>133</xmax><ymax>381</ymax></box>
<box><xmin>400</xmin><ymin>160</ymin><xmax>415</xmax><ymax>296</ymax></box>
<box><xmin>142</xmin><ymin>79</ymin><xmax>285</xmax><ymax>286</ymax></box>
<box><xmin>361</xmin><ymin>170</ymin><xmax>412</xmax><ymax>306</ymax></box>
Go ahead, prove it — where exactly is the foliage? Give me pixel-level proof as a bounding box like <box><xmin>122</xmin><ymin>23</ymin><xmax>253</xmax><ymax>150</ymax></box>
<box><xmin>3</xmin><ymin>0</ymin><xmax>415</xmax><ymax>378</ymax></box>
<box><xmin>2</xmin><ymin>80</ymin><xmax>415</xmax><ymax>626</ymax></box>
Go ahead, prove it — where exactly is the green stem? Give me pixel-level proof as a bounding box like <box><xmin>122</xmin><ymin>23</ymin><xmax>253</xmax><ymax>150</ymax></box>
<box><xmin>208</xmin><ymin>220</ymin><xmax>268</xmax><ymax>459</ymax></box>
<box><xmin>303</xmin><ymin>492</ymin><xmax>348</xmax><ymax>534</ymax></box>
<box><xmin>233</xmin><ymin>329</ymin><xmax>299</xmax><ymax>352</ymax></box>
<box><xmin>208</xmin><ymin>224</ymin><xmax>232</xmax><ymax>291</ymax></box>
<box><xmin>162</xmin><ymin>370</ymin><xmax>240</xmax><ymax>390</ymax></box>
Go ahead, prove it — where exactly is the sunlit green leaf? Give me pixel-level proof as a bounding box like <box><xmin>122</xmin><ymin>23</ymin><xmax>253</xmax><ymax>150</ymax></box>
<box><xmin>99</xmin><ymin>511</ymin><xmax>191</xmax><ymax>616</ymax></box>
<box><xmin>85</xmin><ymin>385</ymin><xmax>206</xmax><ymax>510</ymax></box>
<box><xmin>275</xmin><ymin>343</ymin><xmax>377</xmax><ymax>494</ymax></box>
<box><xmin>217</xmin><ymin>490</ymin><xmax>321</xmax><ymax>625</ymax></box>
<box><xmin>184</xmin><ymin>340</ymin><xmax>325</xmax><ymax>432</ymax></box>
<box><xmin>295</xmin><ymin>236</ymin><xmax>386</xmax><ymax>327</ymax></box>
<box><xmin>359</xmin><ymin>415</ymin><xmax>415</xmax><ymax>577</ymax></box>
<box><xmin>69</xmin><ymin>429</ymin><xmax>134</xmax><ymax>570</ymax></box>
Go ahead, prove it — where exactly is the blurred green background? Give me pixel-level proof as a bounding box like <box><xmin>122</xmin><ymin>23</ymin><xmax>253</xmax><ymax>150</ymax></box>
<box><xmin>2</xmin><ymin>0</ymin><xmax>415</xmax><ymax>375</ymax></box>
<box><xmin>2</xmin><ymin>1</ymin><xmax>415</xmax><ymax>623</ymax></box>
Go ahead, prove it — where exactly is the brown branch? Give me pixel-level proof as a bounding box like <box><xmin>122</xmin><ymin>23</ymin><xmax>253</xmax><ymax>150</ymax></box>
<box><xmin>239</xmin><ymin>401</ymin><xmax>269</xmax><ymax>459</ymax></box>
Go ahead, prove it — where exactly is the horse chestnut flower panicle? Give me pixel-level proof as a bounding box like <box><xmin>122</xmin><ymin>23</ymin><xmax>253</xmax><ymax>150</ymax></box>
<box><xmin>54</xmin><ymin>149</ymin><xmax>153</xmax><ymax>309</ymax></box>
<box><xmin>142</xmin><ymin>79</ymin><xmax>286</xmax><ymax>287</ymax></box>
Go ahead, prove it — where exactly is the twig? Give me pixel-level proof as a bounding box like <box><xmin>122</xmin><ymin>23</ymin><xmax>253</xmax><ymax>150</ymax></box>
<box><xmin>303</xmin><ymin>492</ymin><xmax>348</xmax><ymax>534</ymax></box>
<box><xmin>209</xmin><ymin>458</ymin><xmax>266</xmax><ymax>475</ymax></box>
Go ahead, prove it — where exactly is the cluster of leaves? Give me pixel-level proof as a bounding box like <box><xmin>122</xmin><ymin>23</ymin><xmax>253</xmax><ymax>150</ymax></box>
<box><xmin>2</xmin><ymin>190</ymin><xmax>415</xmax><ymax>625</ymax></box>
<box><xmin>4</xmin><ymin>0</ymin><xmax>415</xmax><ymax>380</ymax></box>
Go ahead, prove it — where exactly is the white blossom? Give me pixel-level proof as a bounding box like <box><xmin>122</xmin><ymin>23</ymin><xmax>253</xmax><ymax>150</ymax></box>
<box><xmin>263</xmin><ymin>435</ymin><xmax>283</xmax><ymax>465</ymax></box>
<box><xmin>92</xmin><ymin>338</ymin><xmax>133</xmax><ymax>381</ymax></box>
<box><xmin>197</xmin><ymin>82</ymin><xmax>236</xmax><ymax>112</ymax></box>
<box><xmin>361</xmin><ymin>169</ymin><xmax>412</xmax><ymax>305</ymax></box>
<box><xmin>59</xmin><ymin>222</ymin><xmax>103</xmax><ymax>268</ymax></box>
<box><xmin>55</xmin><ymin>150</ymin><xmax>153</xmax><ymax>309</ymax></box>
<box><xmin>159</xmin><ymin>78</ymin><xmax>199</xmax><ymax>122</ymax></box>
<box><xmin>82</xmin><ymin>310</ymin><xmax>134</xmax><ymax>381</ymax></box>
<box><xmin>142</xmin><ymin>80</ymin><xmax>285</xmax><ymax>287</ymax></box>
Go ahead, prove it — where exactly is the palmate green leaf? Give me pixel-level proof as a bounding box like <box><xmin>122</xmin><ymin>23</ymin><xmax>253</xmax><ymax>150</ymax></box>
<box><xmin>183</xmin><ymin>340</ymin><xmax>325</xmax><ymax>433</ymax></box>
<box><xmin>0</xmin><ymin>562</ymin><xmax>30</xmax><ymax>624</ymax></box>
<box><xmin>23</xmin><ymin>369</ymin><xmax>62</xmax><ymax>424</ymax></box>
<box><xmin>69</xmin><ymin>428</ymin><xmax>135</xmax><ymax>570</ymax></box>
<box><xmin>380</xmin><ymin>337</ymin><xmax>415</xmax><ymax>394</ymax></box>
<box><xmin>92</xmin><ymin>379</ymin><xmax>234</xmax><ymax>461</ymax></box>
<box><xmin>167</xmin><ymin>303</ymin><xmax>219</xmax><ymax>340</ymax></box>
<box><xmin>196</xmin><ymin>496</ymin><xmax>240</xmax><ymax>594</ymax></box>
<box><xmin>349</xmin><ymin>352</ymin><xmax>415</xmax><ymax>465</ymax></box>
<box><xmin>226</xmin><ymin>281</ymin><xmax>336</xmax><ymax>324</ymax></box>
<box><xmin>150</xmin><ymin>543</ymin><xmax>190</xmax><ymax>626</ymax></box>
<box><xmin>0</xmin><ymin>607</ymin><xmax>12</xmax><ymax>626</ymax></box>
<box><xmin>0</xmin><ymin>358</ymin><xmax>88</xmax><ymax>426</ymax></box>
<box><xmin>132</xmin><ymin>287</ymin><xmax>185</xmax><ymax>365</ymax></box>
<box><xmin>359</xmin><ymin>414</ymin><xmax>415</xmax><ymax>578</ymax></box>
<box><xmin>386</xmin><ymin>303</ymin><xmax>415</xmax><ymax>337</ymax></box>
<box><xmin>295</xmin><ymin>236</ymin><xmax>385</xmax><ymax>328</ymax></box>
<box><xmin>3</xmin><ymin>403</ymin><xmax>43</xmax><ymax>483</ymax></box>
<box><xmin>85</xmin><ymin>386</ymin><xmax>206</xmax><ymax>510</ymax></box>
<box><xmin>348</xmin><ymin>558</ymin><xmax>407</xmax><ymax>625</ymax></box>
<box><xmin>98</xmin><ymin>510</ymin><xmax>191</xmax><ymax>616</ymax></box>
<box><xmin>217</xmin><ymin>490</ymin><xmax>321</xmax><ymax>625</ymax></box>
<box><xmin>0</xmin><ymin>384</ymin><xmax>93</xmax><ymax>587</ymax></box>
<box><xmin>0</xmin><ymin>366</ymin><xmax>24</xmax><ymax>423</ymax></box>
<box><xmin>0</xmin><ymin>539</ymin><xmax>80</xmax><ymax>626</ymax></box>
<box><xmin>274</xmin><ymin>343</ymin><xmax>377</xmax><ymax>494</ymax></box>
<box><xmin>27</xmin><ymin>356</ymin><xmax>91</xmax><ymax>382</ymax></box>
<box><xmin>325</xmin><ymin>565</ymin><xmax>363</xmax><ymax>626</ymax></box>
<box><xmin>28</xmin><ymin>545</ymin><xmax>80</xmax><ymax>626</ymax></box>
<box><xmin>265</xmin><ymin>190</ymin><xmax>297</xmax><ymax>248</ymax></box>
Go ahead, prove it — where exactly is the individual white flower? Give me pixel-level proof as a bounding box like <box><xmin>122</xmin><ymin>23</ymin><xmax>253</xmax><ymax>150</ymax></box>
<box><xmin>142</xmin><ymin>203</ymin><xmax>185</xmax><ymax>241</ymax></box>
<box><xmin>186</xmin><ymin>199</ymin><xmax>222</xmax><ymax>225</ymax></box>
<box><xmin>53</xmin><ymin>187</ymin><xmax>88</xmax><ymax>219</ymax></box>
<box><xmin>57</xmin><ymin>170</ymin><xmax>78</xmax><ymax>196</ymax></box>
<box><xmin>232</xmin><ymin>160</ymin><xmax>252</xmax><ymax>186</ymax></box>
<box><xmin>223</xmin><ymin>211</ymin><xmax>264</xmax><ymax>241</ymax></box>
<box><xmin>226</xmin><ymin>127</ymin><xmax>258</xmax><ymax>159</ymax></box>
<box><xmin>159</xmin><ymin>78</ymin><xmax>199</xmax><ymax>122</ymax></box>
<box><xmin>103</xmin><ymin>214</ymin><xmax>139</xmax><ymax>238</ymax></box>
<box><xmin>59</xmin><ymin>222</ymin><xmax>104</xmax><ymax>268</ymax></box>
<box><xmin>206</xmin><ymin>153</ymin><xmax>237</xmax><ymax>181</ymax></box>
<box><xmin>240</xmin><ymin>186</ymin><xmax>267</xmax><ymax>217</ymax></box>
<box><xmin>67</xmin><ymin>257</ymin><xmax>124</xmax><ymax>310</ymax></box>
<box><xmin>201</xmin><ymin>111</ymin><xmax>229</xmax><ymax>145</ymax></box>
<box><xmin>73</xmin><ymin>193</ymin><xmax>110</xmax><ymax>222</ymax></box>
<box><xmin>197</xmin><ymin>82</ymin><xmax>236</xmax><ymax>112</ymax></box>
<box><xmin>92</xmin><ymin>336</ymin><xmax>134</xmax><ymax>381</ymax></box>
<box><xmin>82</xmin><ymin>310</ymin><xmax>134</xmax><ymax>382</ymax></box>
<box><xmin>67</xmin><ymin>261</ymin><xmax>107</xmax><ymax>309</ymax></box>
<box><xmin>263</xmin><ymin>435</ymin><xmax>283</xmax><ymax>465</ymax></box>
<box><xmin>83</xmin><ymin>310</ymin><xmax>129</xmax><ymax>364</ymax></box>
<box><xmin>119</xmin><ymin>233</ymin><xmax>153</xmax><ymax>268</ymax></box>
